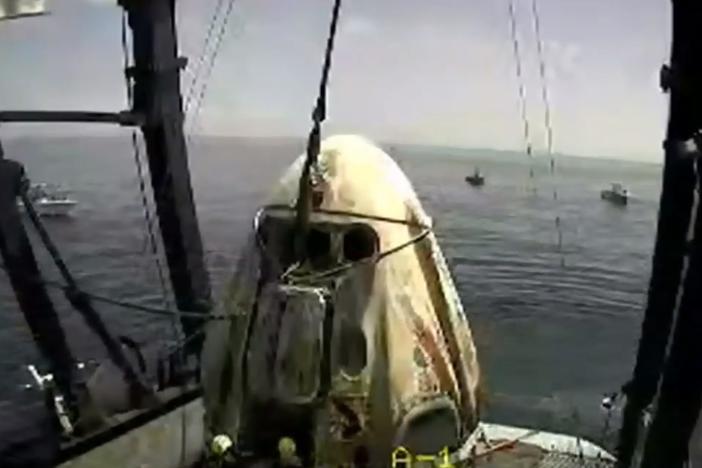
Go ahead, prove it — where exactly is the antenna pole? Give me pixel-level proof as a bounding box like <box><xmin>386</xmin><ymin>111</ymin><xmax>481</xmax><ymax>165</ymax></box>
<box><xmin>120</xmin><ymin>0</ymin><xmax>212</xmax><ymax>357</ymax></box>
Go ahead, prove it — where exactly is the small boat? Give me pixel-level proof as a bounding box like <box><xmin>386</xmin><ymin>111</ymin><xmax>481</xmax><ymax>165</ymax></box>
<box><xmin>600</xmin><ymin>182</ymin><xmax>628</xmax><ymax>206</ymax></box>
<box><xmin>465</xmin><ymin>168</ymin><xmax>485</xmax><ymax>187</ymax></box>
<box><xmin>18</xmin><ymin>183</ymin><xmax>78</xmax><ymax>216</ymax></box>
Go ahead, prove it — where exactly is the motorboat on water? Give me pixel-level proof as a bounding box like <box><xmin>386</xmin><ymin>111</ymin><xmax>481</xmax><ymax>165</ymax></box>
<box><xmin>465</xmin><ymin>168</ymin><xmax>485</xmax><ymax>187</ymax></box>
<box><xmin>600</xmin><ymin>183</ymin><xmax>628</xmax><ymax>206</ymax></box>
<box><xmin>17</xmin><ymin>183</ymin><xmax>78</xmax><ymax>216</ymax></box>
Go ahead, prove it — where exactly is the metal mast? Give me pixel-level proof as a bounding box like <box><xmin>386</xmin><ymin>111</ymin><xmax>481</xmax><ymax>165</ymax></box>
<box><xmin>0</xmin><ymin>0</ymin><xmax>212</xmax><ymax>424</ymax></box>
<box><xmin>120</xmin><ymin>0</ymin><xmax>212</xmax><ymax>356</ymax></box>
<box><xmin>617</xmin><ymin>1</ymin><xmax>702</xmax><ymax>466</ymax></box>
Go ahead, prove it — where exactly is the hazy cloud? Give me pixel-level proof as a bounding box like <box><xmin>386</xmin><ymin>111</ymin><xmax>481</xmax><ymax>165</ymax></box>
<box><xmin>342</xmin><ymin>16</ymin><xmax>376</xmax><ymax>36</ymax></box>
<box><xmin>0</xmin><ymin>0</ymin><xmax>672</xmax><ymax>162</ymax></box>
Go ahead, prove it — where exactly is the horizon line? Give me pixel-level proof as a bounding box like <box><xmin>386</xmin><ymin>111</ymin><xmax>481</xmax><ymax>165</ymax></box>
<box><xmin>2</xmin><ymin>132</ymin><xmax>663</xmax><ymax>165</ymax></box>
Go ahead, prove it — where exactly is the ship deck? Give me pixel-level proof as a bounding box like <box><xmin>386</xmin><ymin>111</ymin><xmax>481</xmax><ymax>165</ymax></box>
<box><xmin>470</xmin><ymin>446</ymin><xmax>615</xmax><ymax>467</ymax></box>
<box><xmin>455</xmin><ymin>423</ymin><xmax>616</xmax><ymax>468</ymax></box>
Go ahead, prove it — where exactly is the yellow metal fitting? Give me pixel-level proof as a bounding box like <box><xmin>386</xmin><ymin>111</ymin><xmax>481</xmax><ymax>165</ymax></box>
<box><xmin>211</xmin><ymin>434</ymin><xmax>233</xmax><ymax>456</ymax></box>
<box><xmin>278</xmin><ymin>436</ymin><xmax>302</xmax><ymax>466</ymax></box>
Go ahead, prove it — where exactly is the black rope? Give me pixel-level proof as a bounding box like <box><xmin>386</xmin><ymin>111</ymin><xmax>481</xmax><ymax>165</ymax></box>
<box><xmin>0</xmin><ymin>260</ymin><xmax>66</xmax><ymax>293</ymax></box>
<box><xmin>77</xmin><ymin>288</ymin><xmax>230</xmax><ymax>321</ymax></box>
<box><xmin>313</xmin><ymin>0</ymin><xmax>343</xmax><ymax>129</ymax></box>
<box><xmin>0</xmin><ymin>262</ymin><xmax>233</xmax><ymax>321</ymax></box>
<box><xmin>294</xmin><ymin>0</ymin><xmax>343</xmax><ymax>260</ymax></box>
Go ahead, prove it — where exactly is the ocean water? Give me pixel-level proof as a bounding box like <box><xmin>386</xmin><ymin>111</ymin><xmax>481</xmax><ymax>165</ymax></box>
<box><xmin>0</xmin><ymin>136</ymin><xmax>667</xmax><ymax>454</ymax></box>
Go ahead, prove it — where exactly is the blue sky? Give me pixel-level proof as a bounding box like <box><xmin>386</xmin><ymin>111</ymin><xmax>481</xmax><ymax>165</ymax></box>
<box><xmin>0</xmin><ymin>0</ymin><xmax>671</xmax><ymax>162</ymax></box>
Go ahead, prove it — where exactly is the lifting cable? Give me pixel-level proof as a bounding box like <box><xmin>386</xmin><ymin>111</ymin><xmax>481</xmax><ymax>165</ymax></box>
<box><xmin>185</xmin><ymin>0</ymin><xmax>238</xmax><ymax>136</ymax></box>
<box><xmin>530</xmin><ymin>0</ymin><xmax>565</xmax><ymax>264</ymax></box>
<box><xmin>507</xmin><ymin>0</ymin><xmax>536</xmax><ymax>187</ymax></box>
<box><xmin>120</xmin><ymin>12</ymin><xmax>177</xmax><ymax>336</ymax></box>
<box><xmin>149</xmin><ymin>0</ymin><xmax>238</xmax><ymax>226</ymax></box>
<box><xmin>294</xmin><ymin>0</ymin><xmax>343</xmax><ymax>260</ymax></box>
<box><xmin>183</xmin><ymin>0</ymin><xmax>228</xmax><ymax>115</ymax></box>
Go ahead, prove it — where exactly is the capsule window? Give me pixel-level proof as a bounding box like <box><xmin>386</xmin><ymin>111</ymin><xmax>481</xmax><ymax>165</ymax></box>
<box><xmin>306</xmin><ymin>227</ymin><xmax>332</xmax><ymax>263</ymax></box>
<box><xmin>343</xmin><ymin>224</ymin><xmax>379</xmax><ymax>262</ymax></box>
<box><xmin>259</xmin><ymin>216</ymin><xmax>295</xmax><ymax>267</ymax></box>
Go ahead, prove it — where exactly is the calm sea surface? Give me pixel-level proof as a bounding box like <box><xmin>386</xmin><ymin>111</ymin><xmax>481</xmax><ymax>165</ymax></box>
<box><xmin>0</xmin><ymin>136</ymin><xmax>673</xmax><ymax>454</ymax></box>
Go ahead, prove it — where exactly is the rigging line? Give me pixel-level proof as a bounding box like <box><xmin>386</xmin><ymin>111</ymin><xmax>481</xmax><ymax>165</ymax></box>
<box><xmin>130</xmin><ymin>134</ymin><xmax>176</xmax><ymax>314</ymax></box>
<box><xmin>0</xmin><ymin>261</ymin><xmax>66</xmax><ymax>291</ymax></box>
<box><xmin>185</xmin><ymin>0</ymin><xmax>237</xmax><ymax>135</ymax></box>
<box><xmin>0</xmin><ymin>262</ymin><xmax>233</xmax><ymax>321</ymax></box>
<box><xmin>153</xmin><ymin>1</ymin><xmax>237</xmax><ymax>211</ymax></box>
<box><xmin>183</xmin><ymin>0</ymin><xmax>228</xmax><ymax>115</ymax></box>
<box><xmin>530</xmin><ymin>0</ymin><xmax>564</xmax><ymax>262</ymax></box>
<box><xmin>121</xmin><ymin>12</ymin><xmax>177</xmax><ymax>332</ymax></box>
<box><xmin>69</xmin><ymin>284</ymin><xmax>233</xmax><ymax>320</ymax></box>
<box><xmin>121</xmin><ymin>29</ymin><xmax>187</xmax><ymax>456</ymax></box>
<box><xmin>507</xmin><ymin>0</ymin><xmax>535</xmax><ymax>185</ymax></box>
<box><xmin>162</xmin><ymin>324</ymin><xmax>209</xmax><ymax>361</ymax></box>
<box><xmin>19</xmin><ymin>192</ymin><xmax>151</xmax><ymax>394</ymax></box>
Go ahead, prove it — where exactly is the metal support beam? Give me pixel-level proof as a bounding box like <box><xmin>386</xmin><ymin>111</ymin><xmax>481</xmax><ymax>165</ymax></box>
<box><xmin>635</xmin><ymin>1</ymin><xmax>702</xmax><ymax>466</ymax></box>
<box><xmin>0</xmin><ymin>110</ymin><xmax>142</xmax><ymax>126</ymax></box>
<box><xmin>122</xmin><ymin>0</ymin><xmax>212</xmax><ymax>356</ymax></box>
<box><xmin>618</xmin><ymin>1</ymin><xmax>702</xmax><ymax>467</ymax></box>
<box><xmin>20</xmin><ymin>189</ymin><xmax>151</xmax><ymax>403</ymax></box>
<box><xmin>0</xmin><ymin>148</ymin><xmax>77</xmax><ymax>410</ymax></box>
<box><xmin>640</xmin><ymin>166</ymin><xmax>702</xmax><ymax>467</ymax></box>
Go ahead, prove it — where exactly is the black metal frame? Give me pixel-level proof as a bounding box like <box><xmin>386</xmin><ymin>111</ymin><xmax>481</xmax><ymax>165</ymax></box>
<box><xmin>617</xmin><ymin>1</ymin><xmax>702</xmax><ymax>467</ymax></box>
<box><xmin>0</xmin><ymin>0</ymin><xmax>212</xmax><ymax>456</ymax></box>
<box><xmin>121</xmin><ymin>0</ymin><xmax>212</xmax><ymax>355</ymax></box>
<box><xmin>0</xmin><ymin>155</ymin><xmax>78</xmax><ymax>409</ymax></box>
<box><xmin>56</xmin><ymin>387</ymin><xmax>201</xmax><ymax>464</ymax></box>
<box><xmin>0</xmin><ymin>110</ymin><xmax>141</xmax><ymax>125</ymax></box>
<box><xmin>0</xmin><ymin>0</ymin><xmax>213</xmax><ymax>350</ymax></box>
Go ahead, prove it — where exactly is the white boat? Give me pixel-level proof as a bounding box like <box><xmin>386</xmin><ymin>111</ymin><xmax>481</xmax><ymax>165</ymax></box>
<box><xmin>0</xmin><ymin>0</ymin><xmax>47</xmax><ymax>21</ymax></box>
<box><xmin>600</xmin><ymin>183</ymin><xmax>628</xmax><ymax>206</ymax></box>
<box><xmin>18</xmin><ymin>183</ymin><xmax>78</xmax><ymax>216</ymax></box>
